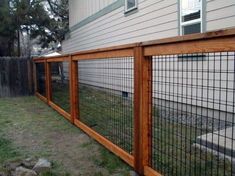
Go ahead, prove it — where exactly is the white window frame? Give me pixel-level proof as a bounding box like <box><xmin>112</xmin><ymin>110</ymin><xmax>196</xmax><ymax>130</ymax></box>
<box><xmin>180</xmin><ymin>0</ymin><xmax>203</xmax><ymax>35</ymax></box>
<box><xmin>125</xmin><ymin>0</ymin><xmax>138</xmax><ymax>13</ymax></box>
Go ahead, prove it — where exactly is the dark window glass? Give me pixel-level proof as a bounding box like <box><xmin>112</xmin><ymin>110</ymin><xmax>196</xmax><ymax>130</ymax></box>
<box><xmin>182</xmin><ymin>10</ymin><xmax>200</xmax><ymax>22</ymax></box>
<box><xmin>127</xmin><ymin>0</ymin><xmax>136</xmax><ymax>10</ymax></box>
<box><xmin>183</xmin><ymin>23</ymin><xmax>201</xmax><ymax>35</ymax></box>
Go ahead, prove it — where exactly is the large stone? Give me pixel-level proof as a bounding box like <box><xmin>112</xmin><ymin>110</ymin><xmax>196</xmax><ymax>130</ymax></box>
<box><xmin>15</xmin><ymin>167</ymin><xmax>37</xmax><ymax>176</ymax></box>
<box><xmin>22</xmin><ymin>158</ymin><xmax>37</xmax><ymax>169</ymax></box>
<box><xmin>0</xmin><ymin>170</ymin><xmax>8</xmax><ymax>176</ymax></box>
<box><xmin>33</xmin><ymin>159</ymin><xmax>51</xmax><ymax>174</ymax></box>
<box><xmin>129</xmin><ymin>171</ymin><xmax>139</xmax><ymax>176</ymax></box>
<box><xmin>4</xmin><ymin>160</ymin><xmax>22</xmax><ymax>171</ymax></box>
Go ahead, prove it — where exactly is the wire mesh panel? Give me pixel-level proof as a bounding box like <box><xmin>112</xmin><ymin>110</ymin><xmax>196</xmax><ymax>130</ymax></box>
<box><xmin>50</xmin><ymin>62</ymin><xmax>70</xmax><ymax>113</ymax></box>
<box><xmin>36</xmin><ymin>63</ymin><xmax>46</xmax><ymax>97</ymax></box>
<box><xmin>151</xmin><ymin>52</ymin><xmax>235</xmax><ymax>176</ymax></box>
<box><xmin>78</xmin><ymin>57</ymin><xmax>134</xmax><ymax>154</ymax></box>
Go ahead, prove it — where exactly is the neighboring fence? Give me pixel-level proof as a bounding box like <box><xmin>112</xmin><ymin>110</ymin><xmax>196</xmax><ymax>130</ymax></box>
<box><xmin>0</xmin><ymin>57</ymin><xmax>34</xmax><ymax>97</ymax></box>
<box><xmin>33</xmin><ymin>28</ymin><xmax>235</xmax><ymax>176</ymax></box>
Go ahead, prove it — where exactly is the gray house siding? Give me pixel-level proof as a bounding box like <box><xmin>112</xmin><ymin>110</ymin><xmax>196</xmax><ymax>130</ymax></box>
<box><xmin>62</xmin><ymin>0</ymin><xmax>179</xmax><ymax>53</ymax></box>
<box><xmin>69</xmin><ymin>0</ymin><xmax>117</xmax><ymax>28</ymax></box>
<box><xmin>206</xmin><ymin>0</ymin><xmax>235</xmax><ymax>31</ymax></box>
<box><xmin>62</xmin><ymin>0</ymin><xmax>235</xmax><ymax>122</ymax></box>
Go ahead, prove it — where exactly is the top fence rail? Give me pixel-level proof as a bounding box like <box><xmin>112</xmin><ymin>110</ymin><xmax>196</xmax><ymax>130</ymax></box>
<box><xmin>33</xmin><ymin>28</ymin><xmax>235</xmax><ymax>176</ymax></box>
<box><xmin>34</xmin><ymin>28</ymin><xmax>235</xmax><ymax>62</ymax></box>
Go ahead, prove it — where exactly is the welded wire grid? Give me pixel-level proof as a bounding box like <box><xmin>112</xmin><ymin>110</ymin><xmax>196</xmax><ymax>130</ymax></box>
<box><xmin>78</xmin><ymin>57</ymin><xmax>134</xmax><ymax>154</ymax></box>
<box><xmin>50</xmin><ymin>62</ymin><xmax>70</xmax><ymax>113</ymax></box>
<box><xmin>36</xmin><ymin>63</ymin><xmax>46</xmax><ymax>97</ymax></box>
<box><xmin>151</xmin><ymin>52</ymin><xmax>235</xmax><ymax>176</ymax></box>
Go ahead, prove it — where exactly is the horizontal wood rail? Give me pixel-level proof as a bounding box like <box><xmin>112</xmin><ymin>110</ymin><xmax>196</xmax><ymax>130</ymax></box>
<box><xmin>72</xmin><ymin>48</ymin><xmax>134</xmax><ymax>60</ymax></box>
<box><xmin>74</xmin><ymin>119</ymin><xmax>134</xmax><ymax>167</ymax></box>
<box><xmin>143</xmin><ymin>28</ymin><xmax>235</xmax><ymax>56</ymax></box>
<box><xmin>34</xmin><ymin>58</ymin><xmax>46</xmax><ymax>63</ymax></box>
<box><xmin>35</xmin><ymin>92</ymin><xmax>47</xmax><ymax>103</ymax></box>
<box><xmin>48</xmin><ymin>101</ymin><xmax>71</xmax><ymax>121</ymax></box>
<box><xmin>144</xmin><ymin>166</ymin><xmax>162</xmax><ymax>176</ymax></box>
<box><xmin>46</xmin><ymin>56</ymin><xmax>70</xmax><ymax>62</ymax></box>
<box><xmin>33</xmin><ymin>28</ymin><xmax>235</xmax><ymax>176</ymax></box>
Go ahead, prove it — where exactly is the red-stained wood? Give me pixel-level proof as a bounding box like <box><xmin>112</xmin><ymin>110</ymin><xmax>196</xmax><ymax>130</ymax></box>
<box><xmin>74</xmin><ymin>61</ymin><xmax>79</xmax><ymax>119</ymax></box>
<box><xmin>49</xmin><ymin>101</ymin><xmax>71</xmax><ymax>121</ymax></box>
<box><xmin>33</xmin><ymin>63</ymin><xmax>37</xmax><ymax>93</ymax></box>
<box><xmin>46</xmin><ymin>62</ymin><xmax>52</xmax><ymax>103</ymax></box>
<box><xmin>69</xmin><ymin>57</ymin><xmax>78</xmax><ymax>123</ymax></box>
<box><xmin>35</xmin><ymin>92</ymin><xmax>47</xmax><ymax>103</ymax></box>
<box><xmin>43</xmin><ymin>60</ymin><xmax>48</xmax><ymax>102</ymax></box>
<box><xmin>46</xmin><ymin>56</ymin><xmax>70</xmax><ymax>63</ymax></box>
<box><xmin>142</xmin><ymin>28</ymin><xmax>235</xmax><ymax>46</ymax></box>
<box><xmin>134</xmin><ymin>46</ymin><xmax>153</xmax><ymax>175</ymax></box>
<box><xmin>144</xmin><ymin>36</ymin><xmax>235</xmax><ymax>56</ymax></box>
<box><xmin>74</xmin><ymin>119</ymin><xmax>134</xmax><ymax>167</ymax></box>
<box><xmin>33</xmin><ymin>58</ymin><xmax>46</xmax><ymax>63</ymax></box>
<box><xmin>72</xmin><ymin>48</ymin><xmax>134</xmax><ymax>61</ymax></box>
<box><xmin>71</xmin><ymin>43</ymin><xmax>138</xmax><ymax>56</ymax></box>
<box><xmin>33</xmin><ymin>28</ymin><xmax>235</xmax><ymax>176</ymax></box>
<box><xmin>144</xmin><ymin>166</ymin><xmax>162</xmax><ymax>176</ymax></box>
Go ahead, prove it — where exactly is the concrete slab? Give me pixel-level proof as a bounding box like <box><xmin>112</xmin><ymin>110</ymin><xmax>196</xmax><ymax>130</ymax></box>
<box><xmin>196</xmin><ymin>127</ymin><xmax>235</xmax><ymax>157</ymax></box>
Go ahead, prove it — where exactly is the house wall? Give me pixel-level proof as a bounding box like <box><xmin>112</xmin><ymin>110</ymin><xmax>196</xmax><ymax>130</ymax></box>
<box><xmin>69</xmin><ymin>0</ymin><xmax>117</xmax><ymax>28</ymax></box>
<box><xmin>64</xmin><ymin>0</ymin><xmax>235</xmax><ymax>53</ymax></box>
<box><xmin>62</xmin><ymin>0</ymin><xmax>235</xmax><ymax>118</ymax></box>
<box><xmin>206</xmin><ymin>0</ymin><xmax>235</xmax><ymax>31</ymax></box>
<box><xmin>63</xmin><ymin>0</ymin><xmax>179</xmax><ymax>53</ymax></box>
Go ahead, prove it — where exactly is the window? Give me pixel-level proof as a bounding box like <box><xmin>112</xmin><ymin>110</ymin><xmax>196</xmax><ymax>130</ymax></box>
<box><xmin>125</xmin><ymin>0</ymin><xmax>138</xmax><ymax>13</ymax></box>
<box><xmin>180</xmin><ymin>0</ymin><xmax>202</xmax><ymax>35</ymax></box>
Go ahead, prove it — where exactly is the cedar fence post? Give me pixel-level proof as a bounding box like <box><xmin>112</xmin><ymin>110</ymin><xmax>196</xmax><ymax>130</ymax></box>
<box><xmin>70</xmin><ymin>56</ymin><xmax>78</xmax><ymax>124</ymax></box>
<box><xmin>134</xmin><ymin>45</ymin><xmax>152</xmax><ymax>175</ymax></box>
<box><xmin>33</xmin><ymin>62</ymin><xmax>37</xmax><ymax>94</ymax></box>
<box><xmin>46</xmin><ymin>60</ymin><xmax>52</xmax><ymax>103</ymax></box>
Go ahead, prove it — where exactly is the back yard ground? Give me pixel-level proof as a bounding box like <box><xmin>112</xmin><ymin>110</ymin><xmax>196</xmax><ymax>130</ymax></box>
<box><xmin>0</xmin><ymin>96</ymin><xmax>131</xmax><ymax>176</ymax></box>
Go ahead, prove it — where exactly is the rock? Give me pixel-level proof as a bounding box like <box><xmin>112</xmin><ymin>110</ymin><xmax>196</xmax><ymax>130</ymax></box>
<box><xmin>33</xmin><ymin>159</ymin><xmax>51</xmax><ymax>174</ymax></box>
<box><xmin>0</xmin><ymin>173</ymin><xmax>7</xmax><ymax>176</ymax></box>
<box><xmin>22</xmin><ymin>158</ymin><xmax>37</xmax><ymax>169</ymax></box>
<box><xmin>129</xmin><ymin>171</ymin><xmax>139</xmax><ymax>176</ymax></box>
<box><xmin>0</xmin><ymin>171</ymin><xmax>8</xmax><ymax>176</ymax></box>
<box><xmin>15</xmin><ymin>167</ymin><xmax>37</xmax><ymax>176</ymax></box>
<box><xmin>4</xmin><ymin>160</ymin><xmax>22</xmax><ymax>171</ymax></box>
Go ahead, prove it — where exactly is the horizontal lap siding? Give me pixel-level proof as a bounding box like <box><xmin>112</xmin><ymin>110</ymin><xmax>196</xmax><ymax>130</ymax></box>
<box><xmin>69</xmin><ymin>0</ymin><xmax>117</xmax><ymax>28</ymax></box>
<box><xmin>206</xmin><ymin>0</ymin><xmax>235</xmax><ymax>31</ymax></box>
<box><xmin>62</xmin><ymin>0</ymin><xmax>235</xmax><ymax>124</ymax></box>
<box><xmin>63</xmin><ymin>0</ymin><xmax>178</xmax><ymax>53</ymax></box>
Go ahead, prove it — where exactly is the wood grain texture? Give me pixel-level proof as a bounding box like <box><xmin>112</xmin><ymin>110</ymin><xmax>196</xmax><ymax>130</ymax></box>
<box><xmin>46</xmin><ymin>56</ymin><xmax>70</xmax><ymax>62</ymax></box>
<box><xmin>144</xmin><ymin>166</ymin><xmax>162</xmax><ymax>176</ymax></box>
<box><xmin>134</xmin><ymin>46</ymin><xmax>153</xmax><ymax>175</ymax></box>
<box><xmin>74</xmin><ymin>119</ymin><xmax>134</xmax><ymax>167</ymax></box>
<box><xmin>46</xmin><ymin>62</ymin><xmax>52</xmax><ymax>103</ymax></box>
<box><xmin>70</xmin><ymin>58</ymin><xmax>78</xmax><ymax>123</ymax></box>
<box><xmin>142</xmin><ymin>28</ymin><xmax>235</xmax><ymax>46</ymax></box>
<box><xmin>49</xmin><ymin>101</ymin><xmax>71</xmax><ymax>121</ymax></box>
<box><xmin>35</xmin><ymin>92</ymin><xmax>47</xmax><ymax>103</ymax></box>
<box><xmin>72</xmin><ymin>48</ymin><xmax>134</xmax><ymax>60</ymax></box>
<box><xmin>144</xmin><ymin>36</ymin><xmax>235</xmax><ymax>56</ymax></box>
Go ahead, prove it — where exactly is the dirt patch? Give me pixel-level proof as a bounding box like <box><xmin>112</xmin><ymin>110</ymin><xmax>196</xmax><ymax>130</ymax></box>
<box><xmin>0</xmin><ymin>97</ymin><xmax>130</xmax><ymax>176</ymax></box>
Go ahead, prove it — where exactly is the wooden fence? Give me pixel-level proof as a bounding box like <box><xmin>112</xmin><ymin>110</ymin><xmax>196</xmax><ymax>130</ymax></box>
<box><xmin>34</xmin><ymin>28</ymin><xmax>235</xmax><ymax>176</ymax></box>
<box><xmin>0</xmin><ymin>57</ymin><xmax>33</xmax><ymax>97</ymax></box>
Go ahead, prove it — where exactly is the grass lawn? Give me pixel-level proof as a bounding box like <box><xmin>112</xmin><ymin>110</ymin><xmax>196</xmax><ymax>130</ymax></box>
<box><xmin>152</xmin><ymin>114</ymin><xmax>232</xmax><ymax>176</ymax></box>
<box><xmin>0</xmin><ymin>96</ymin><xmax>131</xmax><ymax>176</ymax></box>
<box><xmin>51</xmin><ymin>80</ymin><xmax>70</xmax><ymax>113</ymax></box>
<box><xmin>79</xmin><ymin>84</ymin><xmax>133</xmax><ymax>154</ymax></box>
<box><xmin>37</xmin><ymin>82</ymin><xmax>233</xmax><ymax>176</ymax></box>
